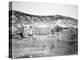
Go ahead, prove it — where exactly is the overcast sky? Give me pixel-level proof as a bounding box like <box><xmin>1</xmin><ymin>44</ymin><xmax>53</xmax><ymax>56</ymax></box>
<box><xmin>12</xmin><ymin>1</ymin><xmax>78</xmax><ymax>19</ymax></box>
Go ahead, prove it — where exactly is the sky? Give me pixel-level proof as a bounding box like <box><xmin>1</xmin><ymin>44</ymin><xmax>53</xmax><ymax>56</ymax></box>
<box><xmin>12</xmin><ymin>1</ymin><xmax>78</xmax><ymax>19</ymax></box>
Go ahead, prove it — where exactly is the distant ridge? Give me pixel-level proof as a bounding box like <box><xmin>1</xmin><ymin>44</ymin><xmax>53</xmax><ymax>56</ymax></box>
<box><xmin>9</xmin><ymin>10</ymin><xmax>77</xmax><ymax>20</ymax></box>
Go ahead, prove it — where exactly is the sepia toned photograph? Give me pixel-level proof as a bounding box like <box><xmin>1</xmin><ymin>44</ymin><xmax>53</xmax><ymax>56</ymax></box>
<box><xmin>9</xmin><ymin>1</ymin><xmax>78</xmax><ymax>59</ymax></box>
